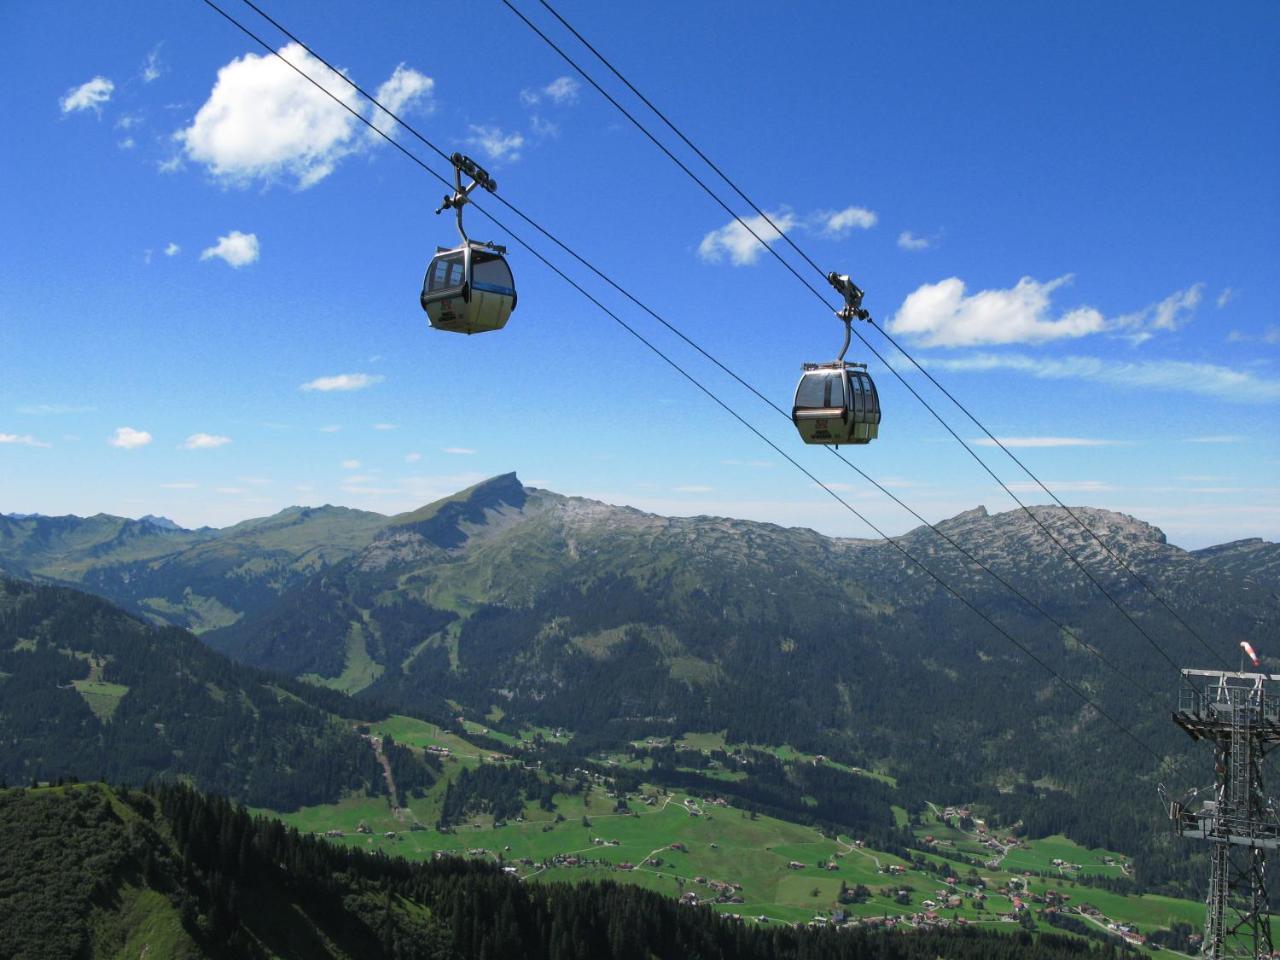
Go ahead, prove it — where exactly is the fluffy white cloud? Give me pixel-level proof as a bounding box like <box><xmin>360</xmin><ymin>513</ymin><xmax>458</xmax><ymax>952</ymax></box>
<box><xmin>442</xmin><ymin>447</ymin><xmax>476</xmax><ymax>455</ymax></box>
<box><xmin>1217</xmin><ymin>287</ymin><xmax>1235</xmax><ymax>309</ymax></box>
<box><xmin>341</xmin><ymin>459</ymin><xmax>361</xmax><ymax>469</ymax></box>
<box><xmin>372</xmin><ymin>422</ymin><xmax>397</xmax><ymax>431</ymax></box>
<box><xmin>889</xmin><ymin>275</ymin><xmax>1106</xmax><ymax>348</ymax></box>
<box><xmin>404</xmin><ymin>452</ymin><xmax>422</xmax><ymax>462</ymax></box>
<box><xmin>898</xmin><ymin>230</ymin><xmax>931</xmax><ymax>251</ymax></box>
<box><xmin>973</xmin><ymin>436</ymin><xmax>1123</xmax><ymax>448</ymax></box>
<box><xmin>60</xmin><ymin>76</ymin><xmax>114</xmax><ymax>114</ymax></box>
<box><xmin>931</xmin><ymin>353</ymin><xmax>1280</xmax><ymax>403</ymax></box>
<box><xmin>891</xmin><ymin>275</ymin><xmax>1205</xmax><ymax>348</ymax></box>
<box><xmin>200</xmin><ymin>230</ymin><xmax>259</xmax><ymax>267</ymax></box>
<box><xmin>819</xmin><ymin>206</ymin><xmax>877</xmax><ymax>237</ymax></box>
<box><xmin>109</xmin><ymin>427</ymin><xmax>152</xmax><ymax>449</ymax></box>
<box><xmin>466</xmin><ymin>125</ymin><xmax>524</xmax><ymax>162</ymax></box>
<box><xmin>520</xmin><ymin>76</ymin><xmax>580</xmax><ymax>106</ymax></box>
<box><xmin>178</xmin><ymin>43</ymin><xmax>432</xmax><ymax>188</ymax></box>
<box><xmin>368</xmin><ymin>64</ymin><xmax>434</xmax><ymax>136</ymax></box>
<box><xmin>301</xmin><ymin>373</ymin><xmax>384</xmax><ymax>392</ymax></box>
<box><xmin>181</xmin><ymin>433</ymin><xmax>232</xmax><ymax>450</ymax></box>
<box><xmin>0</xmin><ymin>433</ymin><xmax>50</xmax><ymax>448</ymax></box>
<box><xmin>164</xmin><ymin>242</ymin><xmax>180</xmax><ymax>257</ymax></box>
<box><xmin>698</xmin><ymin>211</ymin><xmax>796</xmax><ymax>266</ymax></box>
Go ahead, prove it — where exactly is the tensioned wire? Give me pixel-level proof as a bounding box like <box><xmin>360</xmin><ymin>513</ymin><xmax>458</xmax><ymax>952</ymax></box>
<box><xmin>227</xmin><ymin>0</ymin><xmax>1181</xmax><ymax>691</ymax></box>
<box><xmin>504</xmin><ymin>0</ymin><xmax>1228</xmax><ymax>672</ymax></box>
<box><xmin>200</xmin><ymin>0</ymin><xmax>1167</xmax><ymax>759</ymax></box>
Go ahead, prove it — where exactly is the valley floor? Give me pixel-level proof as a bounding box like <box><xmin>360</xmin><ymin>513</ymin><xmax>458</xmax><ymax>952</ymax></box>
<box><xmin>264</xmin><ymin>716</ymin><xmax>1220</xmax><ymax>959</ymax></box>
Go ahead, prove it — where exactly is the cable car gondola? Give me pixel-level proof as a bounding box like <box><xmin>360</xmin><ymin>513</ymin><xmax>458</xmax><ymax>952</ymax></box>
<box><xmin>792</xmin><ymin>273</ymin><xmax>881</xmax><ymax>447</ymax></box>
<box><xmin>420</xmin><ymin>153</ymin><xmax>517</xmax><ymax>335</ymax></box>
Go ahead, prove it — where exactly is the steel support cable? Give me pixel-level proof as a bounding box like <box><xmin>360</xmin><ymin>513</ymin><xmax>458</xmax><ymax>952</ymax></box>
<box><xmin>205</xmin><ymin>0</ymin><xmax>1165</xmax><ymax>759</ymax></box>
<box><xmin>530</xmin><ymin>0</ymin><xmax>1227</xmax><ymax>668</ymax></box>
<box><xmin>219</xmin><ymin>0</ymin><xmax>1166</xmax><ymax>701</ymax></box>
<box><xmin>502</xmin><ymin>0</ymin><xmax>1225</xmax><ymax>671</ymax></box>
<box><xmin>870</xmin><ymin>319</ymin><xmax>1225</xmax><ymax>667</ymax></box>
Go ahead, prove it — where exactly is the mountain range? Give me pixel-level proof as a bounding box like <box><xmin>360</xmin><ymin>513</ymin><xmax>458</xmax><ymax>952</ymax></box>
<box><xmin>3</xmin><ymin>474</ymin><xmax>1278</xmax><ymax>889</ymax></box>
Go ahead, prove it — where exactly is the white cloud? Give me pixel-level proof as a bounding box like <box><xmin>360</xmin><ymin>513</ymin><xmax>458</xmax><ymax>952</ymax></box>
<box><xmin>405</xmin><ymin>452</ymin><xmax>422</xmax><ymax>462</ymax></box>
<box><xmin>1185</xmin><ymin>435</ymin><xmax>1246</xmax><ymax>444</ymax></box>
<box><xmin>320</xmin><ymin>424</ymin><xmax>342</xmax><ymax>432</ymax></box>
<box><xmin>181</xmin><ymin>432</ymin><xmax>232</xmax><ymax>450</ymax></box>
<box><xmin>1217</xmin><ymin>287</ymin><xmax>1235</xmax><ymax>309</ymax></box>
<box><xmin>698</xmin><ymin>211</ymin><xmax>796</xmax><ymax>266</ymax></box>
<box><xmin>164</xmin><ymin>242</ymin><xmax>180</xmax><ymax>257</ymax></box>
<box><xmin>178</xmin><ymin>43</ymin><xmax>432</xmax><ymax>189</ymax></box>
<box><xmin>142</xmin><ymin>46</ymin><xmax>163</xmax><ymax>83</ymax></box>
<box><xmin>466</xmin><ymin>125</ymin><xmax>524</xmax><ymax>162</ymax></box>
<box><xmin>160</xmin><ymin>481</ymin><xmax>198</xmax><ymax>489</ymax></box>
<box><xmin>0</xmin><ymin>433</ymin><xmax>51</xmax><ymax>448</ymax></box>
<box><xmin>1111</xmin><ymin>284</ymin><xmax>1202</xmax><ymax>345</ymax></box>
<box><xmin>109</xmin><ymin>426</ymin><xmax>152</xmax><ymax>449</ymax></box>
<box><xmin>60</xmin><ymin>76</ymin><xmax>114</xmax><ymax>114</ymax></box>
<box><xmin>157</xmin><ymin>156</ymin><xmax>183</xmax><ymax>174</ymax></box>
<box><xmin>520</xmin><ymin>76</ymin><xmax>580</xmax><ymax>106</ymax></box>
<box><xmin>118</xmin><ymin>137</ymin><xmax>136</xmax><ymax>150</ymax></box>
<box><xmin>529</xmin><ymin>114</ymin><xmax>559</xmax><ymax>138</ymax></box>
<box><xmin>890</xmin><ymin>275</ymin><xmax>1204</xmax><ymax>348</ymax></box>
<box><xmin>819</xmin><ymin>206</ymin><xmax>877</xmax><ymax>237</ymax></box>
<box><xmin>340</xmin><ymin>460</ymin><xmax>362</xmax><ymax>470</ymax></box>
<box><xmin>372</xmin><ymin>422</ymin><xmax>397</xmax><ymax>431</ymax></box>
<box><xmin>237</xmin><ymin>476</ymin><xmax>272</xmax><ymax>485</ymax></box>
<box><xmin>116</xmin><ymin>113</ymin><xmax>142</xmax><ymax>131</ymax></box>
<box><xmin>898</xmin><ymin>230</ymin><xmax>931</xmax><ymax>251</ymax></box>
<box><xmin>301</xmin><ymin>373</ymin><xmax>383</xmax><ymax>392</ymax></box>
<box><xmin>932</xmin><ymin>353</ymin><xmax>1280</xmax><ymax>403</ymax></box>
<box><xmin>368</xmin><ymin>64</ymin><xmax>434</xmax><ymax>136</ymax></box>
<box><xmin>200</xmin><ymin>230</ymin><xmax>259</xmax><ymax>267</ymax></box>
<box><xmin>973</xmin><ymin>436</ymin><xmax>1123</xmax><ymax>449</ymax></box>
<box><xmin>442</xmin><ymin>447</ymin><xmax>476</xmax><ymax>455</ymax></box>
<box><xmin>889</xmin><ymin>275</ymin><xmax>1106</xmax><ymax>348</ymax></box>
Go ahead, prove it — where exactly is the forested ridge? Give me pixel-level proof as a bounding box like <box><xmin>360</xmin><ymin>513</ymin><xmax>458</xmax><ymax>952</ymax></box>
<box><xmin>0</xmin><ymin>576</ymin><xmax>438</xmax><ymax>810</ymax></box>
<box><xmin>0</xmin><ymin>781</ymin><xmax>1135</xmax><ymax>960</ymax></box>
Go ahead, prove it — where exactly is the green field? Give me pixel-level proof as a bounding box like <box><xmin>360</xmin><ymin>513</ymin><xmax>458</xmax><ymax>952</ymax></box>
<box><xmin>71</xmin><ymin>680</ymin><xmax>129</xmax><ymax>721</ymax></box>
<box><xmin>262</xmin><ymin>721</ymin><xmax>1210</xmax><ymax>958</ymax></box>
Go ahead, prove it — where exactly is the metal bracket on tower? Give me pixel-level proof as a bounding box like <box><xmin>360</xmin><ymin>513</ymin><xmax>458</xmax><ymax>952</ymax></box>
<box><xmin>435</xmin><ymin>153</ymin><xmax>505</xmax><ymax>252</ymax></box>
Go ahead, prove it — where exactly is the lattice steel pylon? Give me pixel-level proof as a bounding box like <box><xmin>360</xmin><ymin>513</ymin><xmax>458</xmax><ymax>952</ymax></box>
<box><xmin>1167</xmin><ymin>668</ymin><xmax>1280</xmax><ymax>958</ymax></box>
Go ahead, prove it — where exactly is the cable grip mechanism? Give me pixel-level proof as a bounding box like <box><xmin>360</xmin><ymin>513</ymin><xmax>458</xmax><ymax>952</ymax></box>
<box><xmin>828</xmin><ymin>272</ymin><xmax>869</xmax><ymax>362</ymax></box>
<box><xmin>436</xmin><ymin>153</ymin><xmax>504</xmax><ymax>251</ymax></box>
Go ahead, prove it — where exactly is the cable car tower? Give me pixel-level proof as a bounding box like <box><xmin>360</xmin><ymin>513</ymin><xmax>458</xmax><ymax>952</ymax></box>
<box><xmin>1165</xmin><ymin>644</ymin><xmax>1280</xmax><ymax>959</ymax></box>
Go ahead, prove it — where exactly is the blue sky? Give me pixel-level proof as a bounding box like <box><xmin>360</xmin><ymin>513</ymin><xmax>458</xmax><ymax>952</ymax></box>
<box><xmin>1</xmin><ymin>0</ymin><xmax>1277</xmax><ymax>547</ymax></box>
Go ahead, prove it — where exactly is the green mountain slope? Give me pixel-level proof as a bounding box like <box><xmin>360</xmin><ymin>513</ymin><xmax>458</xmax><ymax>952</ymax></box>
<box><xmin>0</xmin><ymin>780</ymin><xmax>1125</xmax><ymax>960</ymax></box>
<box><xmin>0</xmin><ymin>577</ymin><xmax>438</xmax><ymax>810</ymax></box>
